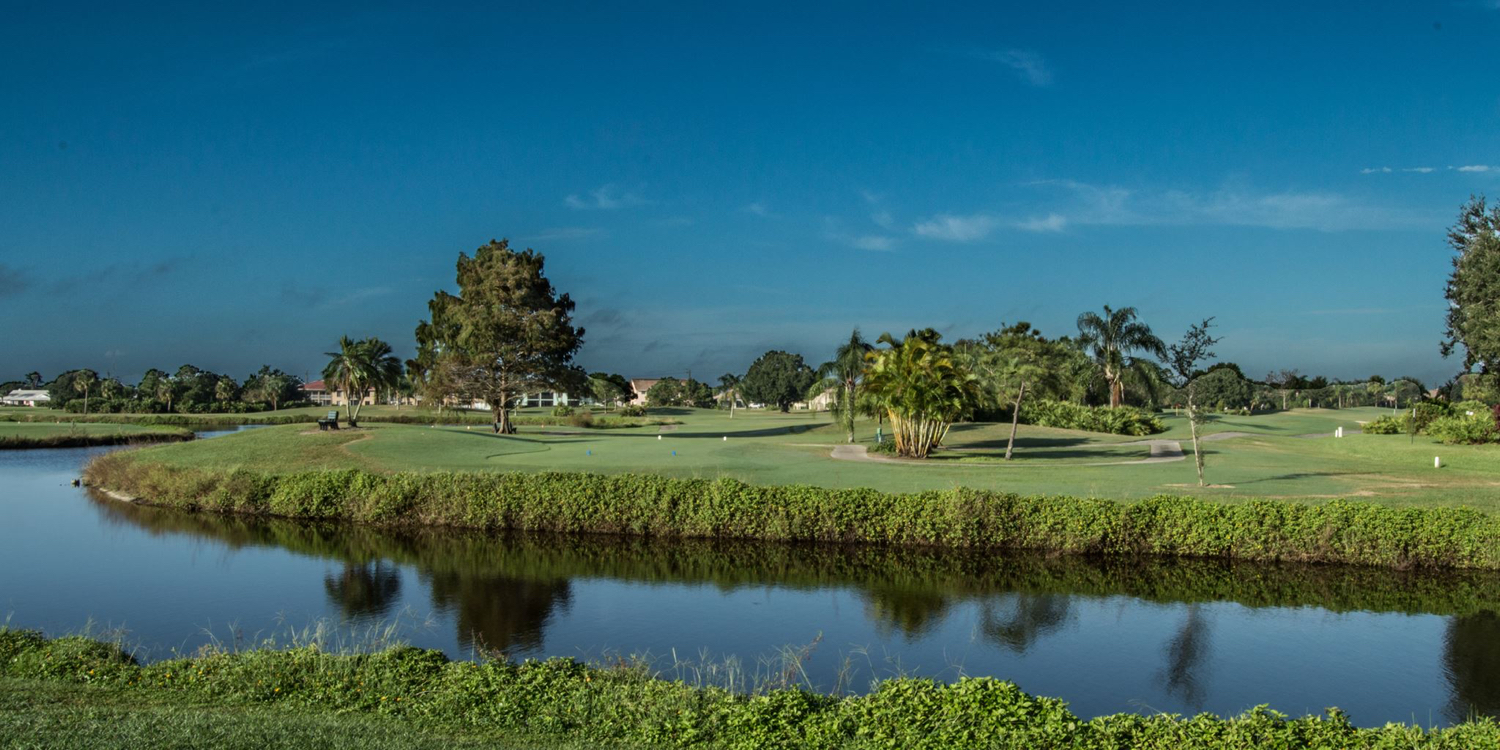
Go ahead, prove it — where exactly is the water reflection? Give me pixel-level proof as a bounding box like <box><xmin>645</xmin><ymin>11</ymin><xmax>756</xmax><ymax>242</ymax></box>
<box><xmin>77</xmin><ymin>489</ymin><xmax>1500</xmax><ymax>724</ymax></box>
<box><xmin>324</xmin><ymin>562</ymin><xmax>403</xmax><ymax>619</ymax></box>
<box><xmin>1445</xmin><ymin>612</ymin><xmax>1500</xmax><ymax>723</ymax></box>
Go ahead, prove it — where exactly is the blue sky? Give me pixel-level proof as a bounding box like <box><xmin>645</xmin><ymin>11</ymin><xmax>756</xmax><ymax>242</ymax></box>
<box><xmin>3</xmin><ymin>2</ymin><xmax>1498</xmax><ymax>386</ymax></box>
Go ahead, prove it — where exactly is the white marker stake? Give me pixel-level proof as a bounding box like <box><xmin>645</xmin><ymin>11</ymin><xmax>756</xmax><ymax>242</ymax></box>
<box><xmin>658</xmin><ymin>435</ymin><xmax>662</xmax><ymax>441</ymax></box>
<box><xmin>723</xmin><ymin>436</ymin><xmax>727</xmax><ymax>441</ymax></box>
<box><xmin>1435</xmin><ymin>457</ymin><xmax>1441</xmax><ymax>468</ymax></box>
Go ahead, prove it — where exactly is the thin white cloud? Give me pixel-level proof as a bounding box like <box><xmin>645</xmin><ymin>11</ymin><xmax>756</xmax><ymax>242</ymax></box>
<box><xmin>969</xmin><ymin>48</ymin><xmax>1053</xmax><ymax>87</ymax></box>
<box><xmin>871</xmin><ymin>210</ymin><xmax>894</xmax><ymax>229</ymax></box>
<box><xmin>564</xmin><ymin>184</ymin><xmax>650</xmax><ymax>210</ymax></box>
<box><xmin>912</xmin><ymin>213</ymin><xmax>998</xmax><ymax>242</ymax></box>
<box><xmin>742</xmin><ymin>202</ymin><xmax>772</xmax><ymax>217</ymax></box>
<box><xmin>1015</xmin><ymin>213</ymin><xmax>1067</xmax><ymax>232</ymax></box>
<box><xmin>1402</xmin><ymin>167</ymin><xmax>1435</xmax><ymax>173</ymax></box>
<box><xmin>824</xmin><ymin>219</ymin><xmax>896</xmax><ymax>251</ymax></box>
<box><xmin>1360</xmin><ymin>167</ymin><xmax>1392</xmax><ymax>174</ymax></box>
<box><xmin>1456</xmin><ymin>165</ymin><xmax>1493</xmax><ymax>172</ymax></box>
<box><xmin>850</xmin><ymin>235</ymin><xmax>896</xmax><ymax>251</ymax></box>
<box><xmin>1027</xmin><ymin>179</ymin><xmax>1438</xmax><ymax>231</ymax></box>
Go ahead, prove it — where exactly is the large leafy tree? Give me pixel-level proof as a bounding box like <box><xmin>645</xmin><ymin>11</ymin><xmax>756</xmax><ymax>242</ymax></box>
<box><xmin>1442</xmin><ymin>196</ymin><xmax>1500</xmax><ymax>392</ymax></box>
<box><xmin>741</xmin><ymin>350</ymin><xmax>816</xmax><ymax>412</ymax></box>
<box><xmin>1076</xmin><ymin>305</ymin><xmax>1166</xmax><ymax>408</ymax></box>
<box><xmin>588</xmin><ymin>373</ymin><xmax>626</xmax><ymax>410</ymax></box>
<box><xmin>417</xmin><ymin>239</ymin><xmax>585</xmax><ymax>434</ymax></box>
<box><xmin>243</xmin><ymin>366</ymin><xmax>297</xmax><ymax>411</ymax></box>
<box><xmin>645</xmin><ymin>377</ymin><xmax>686</xmax><ymax>407</ymax></box>
<box><xmin>810</xmin><ymin>329</ymin><xmax>873</xmax><ymax>443</ymax></box>
<box><xmin>862</xmin><ymin>330</ymin><xmax>980</xmax><ymax>459</ymax></box>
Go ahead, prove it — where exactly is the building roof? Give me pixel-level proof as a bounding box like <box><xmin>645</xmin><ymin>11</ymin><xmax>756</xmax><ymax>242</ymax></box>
<box><xmin>302</xmin><ymin>380</ymin><xmax>327</xmax><ymax>391</ymax></box>
<box><xmin>629</xmin><ymin>378</ymin><xmax>661</xmax><ymax>391</ymax></box>
<box><xmin>2</xmin><ymin>389</ymin><xmax>50</xmax><ymax>401</ymax></box>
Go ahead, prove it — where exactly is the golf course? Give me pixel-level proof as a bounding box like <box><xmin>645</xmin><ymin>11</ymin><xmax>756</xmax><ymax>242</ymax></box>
<box><xmin>104</xmin><ymin>404</ymin><xmax>1500</xmax><ymax>511</ymax></box>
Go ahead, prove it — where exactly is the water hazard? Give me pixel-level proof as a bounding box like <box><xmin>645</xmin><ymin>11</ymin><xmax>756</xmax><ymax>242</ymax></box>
<box><xmin>1</xmin><ymin>441</ymin><xmax>1497</xmax><ymax>726</ymax></box>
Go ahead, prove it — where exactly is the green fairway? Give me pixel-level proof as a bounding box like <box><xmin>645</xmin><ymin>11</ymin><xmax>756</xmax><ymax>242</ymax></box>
<box><xmin>114</xmin><ymin>406</ymin><xmax>1500</xmax><ymax>510</ymax></box>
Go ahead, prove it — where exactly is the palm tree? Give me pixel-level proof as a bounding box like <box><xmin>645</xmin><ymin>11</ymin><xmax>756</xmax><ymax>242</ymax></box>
<box><xmin>324</xmin><ymin>336</ymin><xmax>401</xmax><ymax>425</ymax></box>
<box><xmin>214</xmin><ymin>376</ymin><xmax>236</xmax><ymax>406</ymax></box>
<box><xmin>1075</xmin><ymin>305</ymin><xmax>1167</xmax><ymax>408</ymax></box>
<box><xmin>73</xmin><ymin>370</ymin><xmax>98</xmax><ymax>415</ymax></box>
<box><xmin>155</xmin><ymin>378</ymin><xmax>175</xmax><ymax>413</ymax></box>
<box><xmin>811</xmin><ymin>329</ymin><xmax>873</xmax><ymax>443</ymax></box>
<box><xmin>99</xmin><ymin>377</ymin><xmax>120</xmax><ymax>405</ymax></box>
<box><xmin>862</xmin><ymin>331</ymin><xmax>980</xmax><ymax>458</ymax></box>
<box><xmin>716</xmin><ymin>373</ymin><xmax>743</xmax><ymax>418</ymax></box>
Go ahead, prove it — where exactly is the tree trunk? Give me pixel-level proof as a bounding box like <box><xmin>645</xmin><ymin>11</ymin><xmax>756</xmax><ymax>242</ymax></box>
<box><xmin>1005</xmin><ymin>382</ymin><xmax>1026</xmax><ymax>461</ymax></box>
<box><xmin>494</xmin><ymin>401</ymin><xmax>515</xmax><ymax>434</ymax></box>
<box><xmin>1188</xmin><ymin>385</ymin><xmax>1206</xmax><ymax>486</ymax></box>
<box><xmin>844</xmin><ymin>382</ymin><xmax>856</xmax><ymax>443</ymax></box>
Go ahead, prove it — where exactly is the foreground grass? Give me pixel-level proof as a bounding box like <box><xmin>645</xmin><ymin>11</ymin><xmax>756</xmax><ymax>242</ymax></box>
<box><xmin>112</xmin><ymin>407</ymin><xmax>1500</xmax><ymax>508</ymax></box>
<box><xmin>1</xmin><ymin>630</ymin><xmax>1495</xmax><ymax>749</ymax></box>
<box><xmin>0</xmin><ymin>679</ymin><xmax>594</xmax><ymax>749</ymax></box>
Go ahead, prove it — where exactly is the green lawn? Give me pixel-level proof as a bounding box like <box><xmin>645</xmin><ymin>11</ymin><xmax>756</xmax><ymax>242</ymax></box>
<box><xmin>0</xmin><ymin>679</ymin><xmax>602</xmax><ymax>749</ymax></box>
<box><xmin>115</xmin><ymin>406</ymin><xmax>1500</xmax><ymax>510</ymax></box>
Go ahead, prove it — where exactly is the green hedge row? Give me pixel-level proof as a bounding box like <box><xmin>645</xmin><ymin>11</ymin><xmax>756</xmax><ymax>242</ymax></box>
<box><xmin>0</xmin><ymin>411</ymin><xmax>676</xmax><ymax>429</ymax></box>
<box><xmin>0</xmin><ymin>629</ymin><xmax>1493</xmax><ymax>748</ymax></box>
<box><xmin>85</xmin><ymin>455</ymin><xmax>1500</xmax><ymax>569</ymax></box>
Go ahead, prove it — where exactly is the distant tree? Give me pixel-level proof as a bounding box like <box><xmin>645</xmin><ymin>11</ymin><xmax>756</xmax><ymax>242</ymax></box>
<box><xmin>155</xmin><ymin>378</ymin><xmax>176</xmax><ymax>413</ymax></box>
<box><xmin>73</xmin><ymin>369</ymin><xmax>98</xmax><ymax>415</ymax></box>
<box><xmin>1190</xmin><ymin>368</ymin><xmax>1253</xmax><ymax>411</ymax></box>
<box><xmin>715</xmin><ymin>373</ymin><xmax>744</xmax><ymax>417</ymax></box>
<box><xmin>415</xmin><ymin>240</ymin><xmax>585</xmax><ymax>434</ymax></box>
<box><xmin>862</xmin><ymin>330</ymin><xmax>981</xmax><ymax>458</ymax></box>
<box><xmin>99</xmin><ymin>377</ymin><xmax>122</xmax><ymax>406</ymax></box>
<box><xmin>1266</xmin><ymin>369</ymin><xmax>1301</xmax><ymax>411</ymax></box>
<box><xmin>214</xmin><ymin>376</ymin><xmax>237</xmax><ymax>405</ymax></box>
<box><xmin>1075</xmin><ymin>305</ymin><xmax>1167</xmax><ymax>408</ymax></box>
<box><xmin>810</xmin><ymin>329</ymin><xmax>874</xmax><ymax>442</ymax></box>
<box><xmin>588</xmin><ymin>374</ymin><xmax>625</xmax><ymax>409</ymax></box>
<box><xmin>741</xmin><ymin>350</ymin><xmax>816</xmax><ymax>412</ymax></box>
<box><xmin>645</xmin><ymin>377</ymin><xmax>686</xmax><ymax>407</ymax></box>
<box><xmin>989</xmin><ymin>324</ymin><xmax>1065</xmax><ymax>461</ymax></box>
<box><xmin>1167</xmin><ymin>318</ymin><xmax>1222</xmax><ymax>487</ymax></box>
<box><xmin>1442</xmin><ymin>197</ymin><xmax>1500</xmax><ymax>389</ymax></box>
<box><xmin>25</xmin><ymin>372</ymin><xmax>42</xmax><ymax>388</ymax></box>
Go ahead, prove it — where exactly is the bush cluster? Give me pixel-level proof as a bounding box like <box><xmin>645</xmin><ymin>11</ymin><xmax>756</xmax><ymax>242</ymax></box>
<box><xmin>0</xmin><ymin>429</ymin><xmax>194</xmax><ymax>450</ymax></box>
<box><xmin>550</xmin><ymin>405</ymin><xmax>574</xmax><ymax>417</ymax></box>
<box><xmin>1016</xmin><ymin>399</ymin><xmax>1166</xmax><ymax>436</ymax></box>
<box><xmin>1360</xmin><ymin>401</ymin><xmax>1499</xmax><ymax>444</ymax></box>
<box><xmin>84</xmin><ymin>457</ymin><xmax>1500</xmax><ymax>570</ymax></box>
<box><xmin>0</xmin><ymin>629</ymin><xmax>1494</xmax><ymax>748</ymax></box>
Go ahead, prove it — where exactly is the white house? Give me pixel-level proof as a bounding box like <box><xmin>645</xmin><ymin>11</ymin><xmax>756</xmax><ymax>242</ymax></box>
<box><xmin>1</xmin><ymin>389</ymin><xmax>51</xmax><ymax>407</ymax></box>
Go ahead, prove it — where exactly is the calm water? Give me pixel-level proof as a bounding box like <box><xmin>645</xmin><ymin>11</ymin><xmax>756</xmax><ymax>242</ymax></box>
<box><xmin>2</xmin><ymin>440</ymin><xmax>1498</xmax><ymax>726</ymax></box>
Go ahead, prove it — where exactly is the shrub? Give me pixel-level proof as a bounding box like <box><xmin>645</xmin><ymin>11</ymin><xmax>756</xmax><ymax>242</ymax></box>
<box><xmin>1426</xmin><ymin>413</ymin><xmax>1499</xmax><ymax>445</ymax></box>
<box><xmin>1361</xmin><ymin>415</ymin><xmax>1405</xmax><ymax>435</ymax></box>
<box><xmin>551</xmin><ymin>405</ymin><xmax>574</xmax><ymax>417</ymax></box>
<box><xmin>619</xmin><ymin>404</ymin><xmax>647</xmax><ymax>417</ymax></box>
<box><xmin>566</xmin><ymin>411</ymin><xmax>594</xmax><ymax>428</ymax></box>
<box><xmin>1015</xmin><ymin>399</ymin><xmax>1165</xmax><ymax>436</ymax></box>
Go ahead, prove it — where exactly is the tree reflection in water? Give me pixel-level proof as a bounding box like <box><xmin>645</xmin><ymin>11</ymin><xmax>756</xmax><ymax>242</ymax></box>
<box><xmin>1158</xmin><ymin>604</ymin><xmax>1211</xmax><ymax>710</ymax></box>
<box><xmin>1444</xmin><ymin>611</ymin><xmax>1500</xmax><ymax>723</ymax></box>
<box><xmin>424</xmin><ymin>570</ymin><xmax>572</xmax><ymax>655</ymax></box>
<box><xmin>324</xmin><ymin>562</ymin><xmax>403</xmax><ymax>620</ymax></box>
<box><xmin>979</xmin><ymin>594</ymin><xmax>1070</xmax><ymax>652</ymax></box>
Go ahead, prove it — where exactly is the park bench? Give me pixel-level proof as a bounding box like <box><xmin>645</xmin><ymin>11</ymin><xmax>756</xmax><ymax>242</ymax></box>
<box><xmin>317</xmin><ymin>410</ymin><xmax>339</xmax><ymax>431</ymax></box>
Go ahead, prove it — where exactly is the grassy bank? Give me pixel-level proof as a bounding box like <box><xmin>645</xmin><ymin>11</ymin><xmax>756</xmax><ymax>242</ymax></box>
<box><xmin>0</xmin><ymin>423</ymin><xmax>194</xmax><ymax>450</ymax></box>
<box><xmin>2</xmin><ymin>629</ymin><xmax>1496</xmax><ymax>748</ymax></box>
<box><xmin>85</xmin><ymin>453</ymin><xmax>1500</xmax><ymax>570</ymax></box>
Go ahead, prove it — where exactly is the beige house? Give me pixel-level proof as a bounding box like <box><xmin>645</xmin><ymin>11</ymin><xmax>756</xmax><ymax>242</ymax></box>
<box><xmin>628</xmin><ymin>379</ymin><xmax>661</xmax><ymax>406</ymax></box>
<box><xmin>301</xmin><ymin>380</ymin><xmax>376</xmax><ymax>407</ymax></box>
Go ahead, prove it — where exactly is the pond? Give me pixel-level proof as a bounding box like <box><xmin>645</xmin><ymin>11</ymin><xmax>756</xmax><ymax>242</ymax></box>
<box><xmin>2</xmin><ymin>439</ymin><xmax>1497</xmax><ymax>726</ymax></box>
